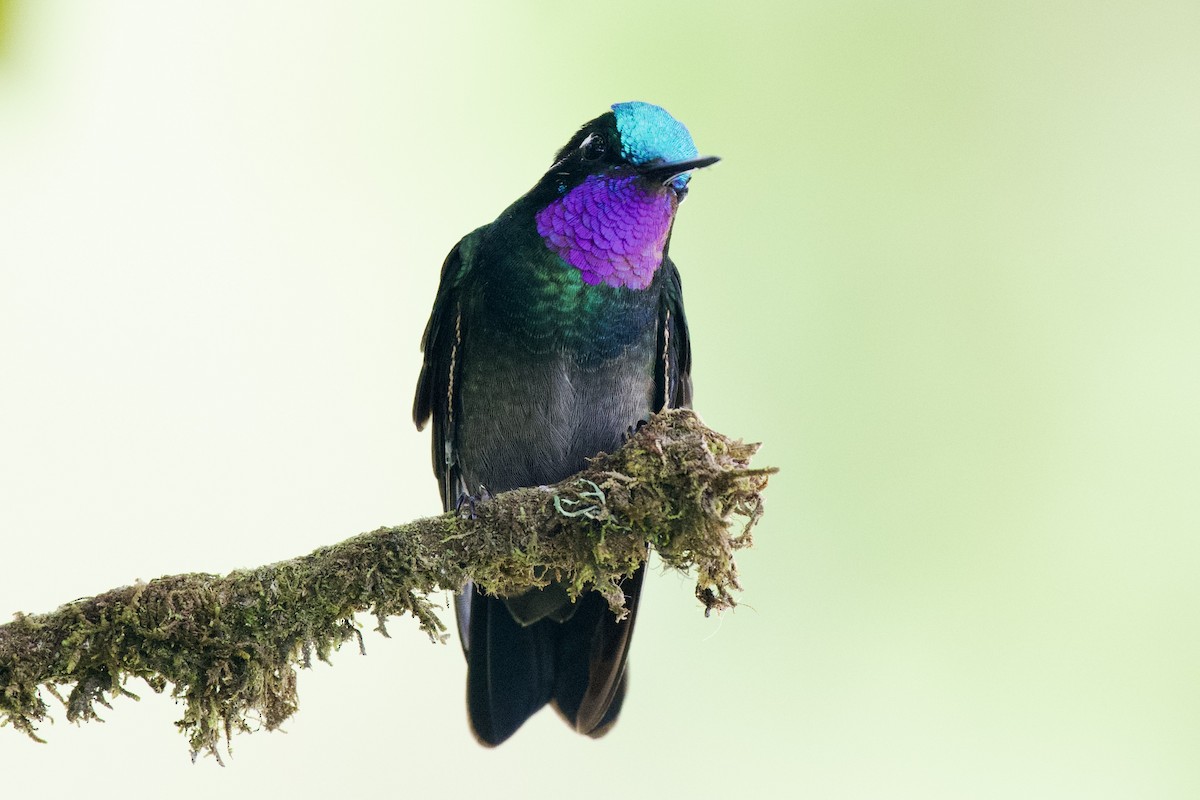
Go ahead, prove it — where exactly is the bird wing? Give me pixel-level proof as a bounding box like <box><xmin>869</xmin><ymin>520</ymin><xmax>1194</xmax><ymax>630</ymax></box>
<box><xmin>412</xmin><ymin>233</ymin><xmax>476</xmax><ymax>512</ymax></box>
<box><xmin>656</xmin><ymin>255</ymin><xmax>693</xmax><ymax>411</ymax></box>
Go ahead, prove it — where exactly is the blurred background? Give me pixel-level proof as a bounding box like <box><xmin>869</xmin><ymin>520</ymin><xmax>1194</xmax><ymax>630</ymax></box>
<box><xmin>1</xmin><ymin>1</ymin><xmax>1198</xmax><ymax>797</ymax></box>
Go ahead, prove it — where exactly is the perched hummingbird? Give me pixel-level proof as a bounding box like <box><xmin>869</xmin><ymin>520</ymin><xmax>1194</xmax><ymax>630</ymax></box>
<box><xmin>413</xmin><ymin>101</ymin><xmax>717</xmax><ymax>746</ymax></box>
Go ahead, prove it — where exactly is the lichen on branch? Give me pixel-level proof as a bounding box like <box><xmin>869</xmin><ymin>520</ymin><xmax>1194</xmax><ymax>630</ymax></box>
<box><xmin>0</xmin><ymin>410</ymin><xmax>775</xmax><ymax>761</ymax></box>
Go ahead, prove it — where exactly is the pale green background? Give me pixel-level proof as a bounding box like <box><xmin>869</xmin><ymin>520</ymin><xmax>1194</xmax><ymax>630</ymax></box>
<box><xmin>1</xmin><ymin>2</ymin><xmax>1197</xmax><ymax>798</ymax></box>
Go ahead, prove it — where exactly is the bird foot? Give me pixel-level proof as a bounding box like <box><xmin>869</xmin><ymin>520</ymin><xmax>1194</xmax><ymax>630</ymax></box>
<box><xmin>455</xmin><ymin>486</ymin><xmax>493</xmax><ymax>520</ymax></box>
<box><xmin>623</xmin><ymin>418</ymin><xmax>650</xmax><ymax>442</ymax></box>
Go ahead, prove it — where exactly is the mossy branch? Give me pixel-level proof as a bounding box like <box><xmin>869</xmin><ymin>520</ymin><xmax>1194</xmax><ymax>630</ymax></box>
<box><xmin>0</xmin><ymin>410</ymin><xmax>775</xmax><ymax>761</ymax></box>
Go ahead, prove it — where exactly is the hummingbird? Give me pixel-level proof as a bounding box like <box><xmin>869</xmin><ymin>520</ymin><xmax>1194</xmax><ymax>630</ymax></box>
<box><xmin>413</xmin><ymin>101</ymin><xmax>717</xmax><ymax>746</ymax></box>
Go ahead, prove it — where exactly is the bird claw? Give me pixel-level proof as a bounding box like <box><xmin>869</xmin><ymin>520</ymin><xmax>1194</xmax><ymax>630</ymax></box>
<box><xmin>623</xmin><ymin>418</ymin><xmax>650</xmax><ymax>443</ymax></box>
<box><xmin>455</xmin><ymin>486</ymin><xmax>493</xmax><ymax>520</ymax></box>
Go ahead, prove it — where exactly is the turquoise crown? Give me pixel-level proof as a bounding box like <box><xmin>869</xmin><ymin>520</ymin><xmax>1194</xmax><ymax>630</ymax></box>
<box><xmin>611</xmin><ymin>101</ymin><xmax>699</xmax><ymax>166</ymax></box>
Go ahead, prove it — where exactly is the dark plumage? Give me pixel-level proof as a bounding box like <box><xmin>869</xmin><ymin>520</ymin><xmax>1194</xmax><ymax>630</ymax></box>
<box><xmin>413</xmin><ymin>102</ymin><xmax>714</xmax><ymax>745</ymax></box>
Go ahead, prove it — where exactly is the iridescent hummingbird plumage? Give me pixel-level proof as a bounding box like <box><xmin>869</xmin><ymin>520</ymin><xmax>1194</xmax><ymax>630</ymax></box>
<box><xmin>414</xmin><ymin>101</ymin><xmax>717</xmax><ymax>745</ymax></box>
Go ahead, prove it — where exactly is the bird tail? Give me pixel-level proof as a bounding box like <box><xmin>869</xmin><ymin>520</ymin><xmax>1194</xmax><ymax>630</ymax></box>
<box><xmin>457</xmin><ymin>567</ymin><xmax>644</xmax><ymax>746</ymax></box>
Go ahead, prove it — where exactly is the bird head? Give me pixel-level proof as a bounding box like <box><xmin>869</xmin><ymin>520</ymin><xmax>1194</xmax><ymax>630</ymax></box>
<box><xmin>542</xmin><ymin>101</ymin><xmax>719</xmax><ymax>199</ymax></box>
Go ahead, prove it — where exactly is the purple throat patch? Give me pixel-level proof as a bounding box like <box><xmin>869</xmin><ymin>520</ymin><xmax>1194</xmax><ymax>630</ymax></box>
<box><xmin>535</xmin><ymin>175</ymin><xmax>675</xmax><ymax>290</ymax></box>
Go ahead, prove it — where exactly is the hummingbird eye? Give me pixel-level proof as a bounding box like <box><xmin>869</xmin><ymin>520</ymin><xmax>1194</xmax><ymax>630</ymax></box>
<box><xmin>579</xmin><ymin>132</ymin><xmax>607</xmax><ymax>162</ymax></box>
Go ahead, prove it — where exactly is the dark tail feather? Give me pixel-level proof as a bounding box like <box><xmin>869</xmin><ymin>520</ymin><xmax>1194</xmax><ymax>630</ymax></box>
<box><xmin>464</xmin><ymin>587</ymin><xmax>555</xmax><ymax>747</ymax></box>
<box><xmin>461</xmin><ymin>566</ymin><xmax>645</xmax><ymax>744</ymax></box>
<box><xmin>551</xmin><ymin>566</ymin><xmax>645</xmax><ymax>736</ymax></box>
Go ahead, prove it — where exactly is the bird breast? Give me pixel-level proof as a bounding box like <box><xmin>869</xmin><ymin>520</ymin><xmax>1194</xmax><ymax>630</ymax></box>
<box><xmin>457</xmin><ymin>346</ymin><xmax>655</xmax><ymax>494</ymax></box>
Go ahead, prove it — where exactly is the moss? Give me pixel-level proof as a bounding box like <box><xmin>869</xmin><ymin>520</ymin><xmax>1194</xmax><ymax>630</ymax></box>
<box><xmin>0</xmin><ymin>409</ymin><xmax>776</xmax><ymax>760</ymax></box>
